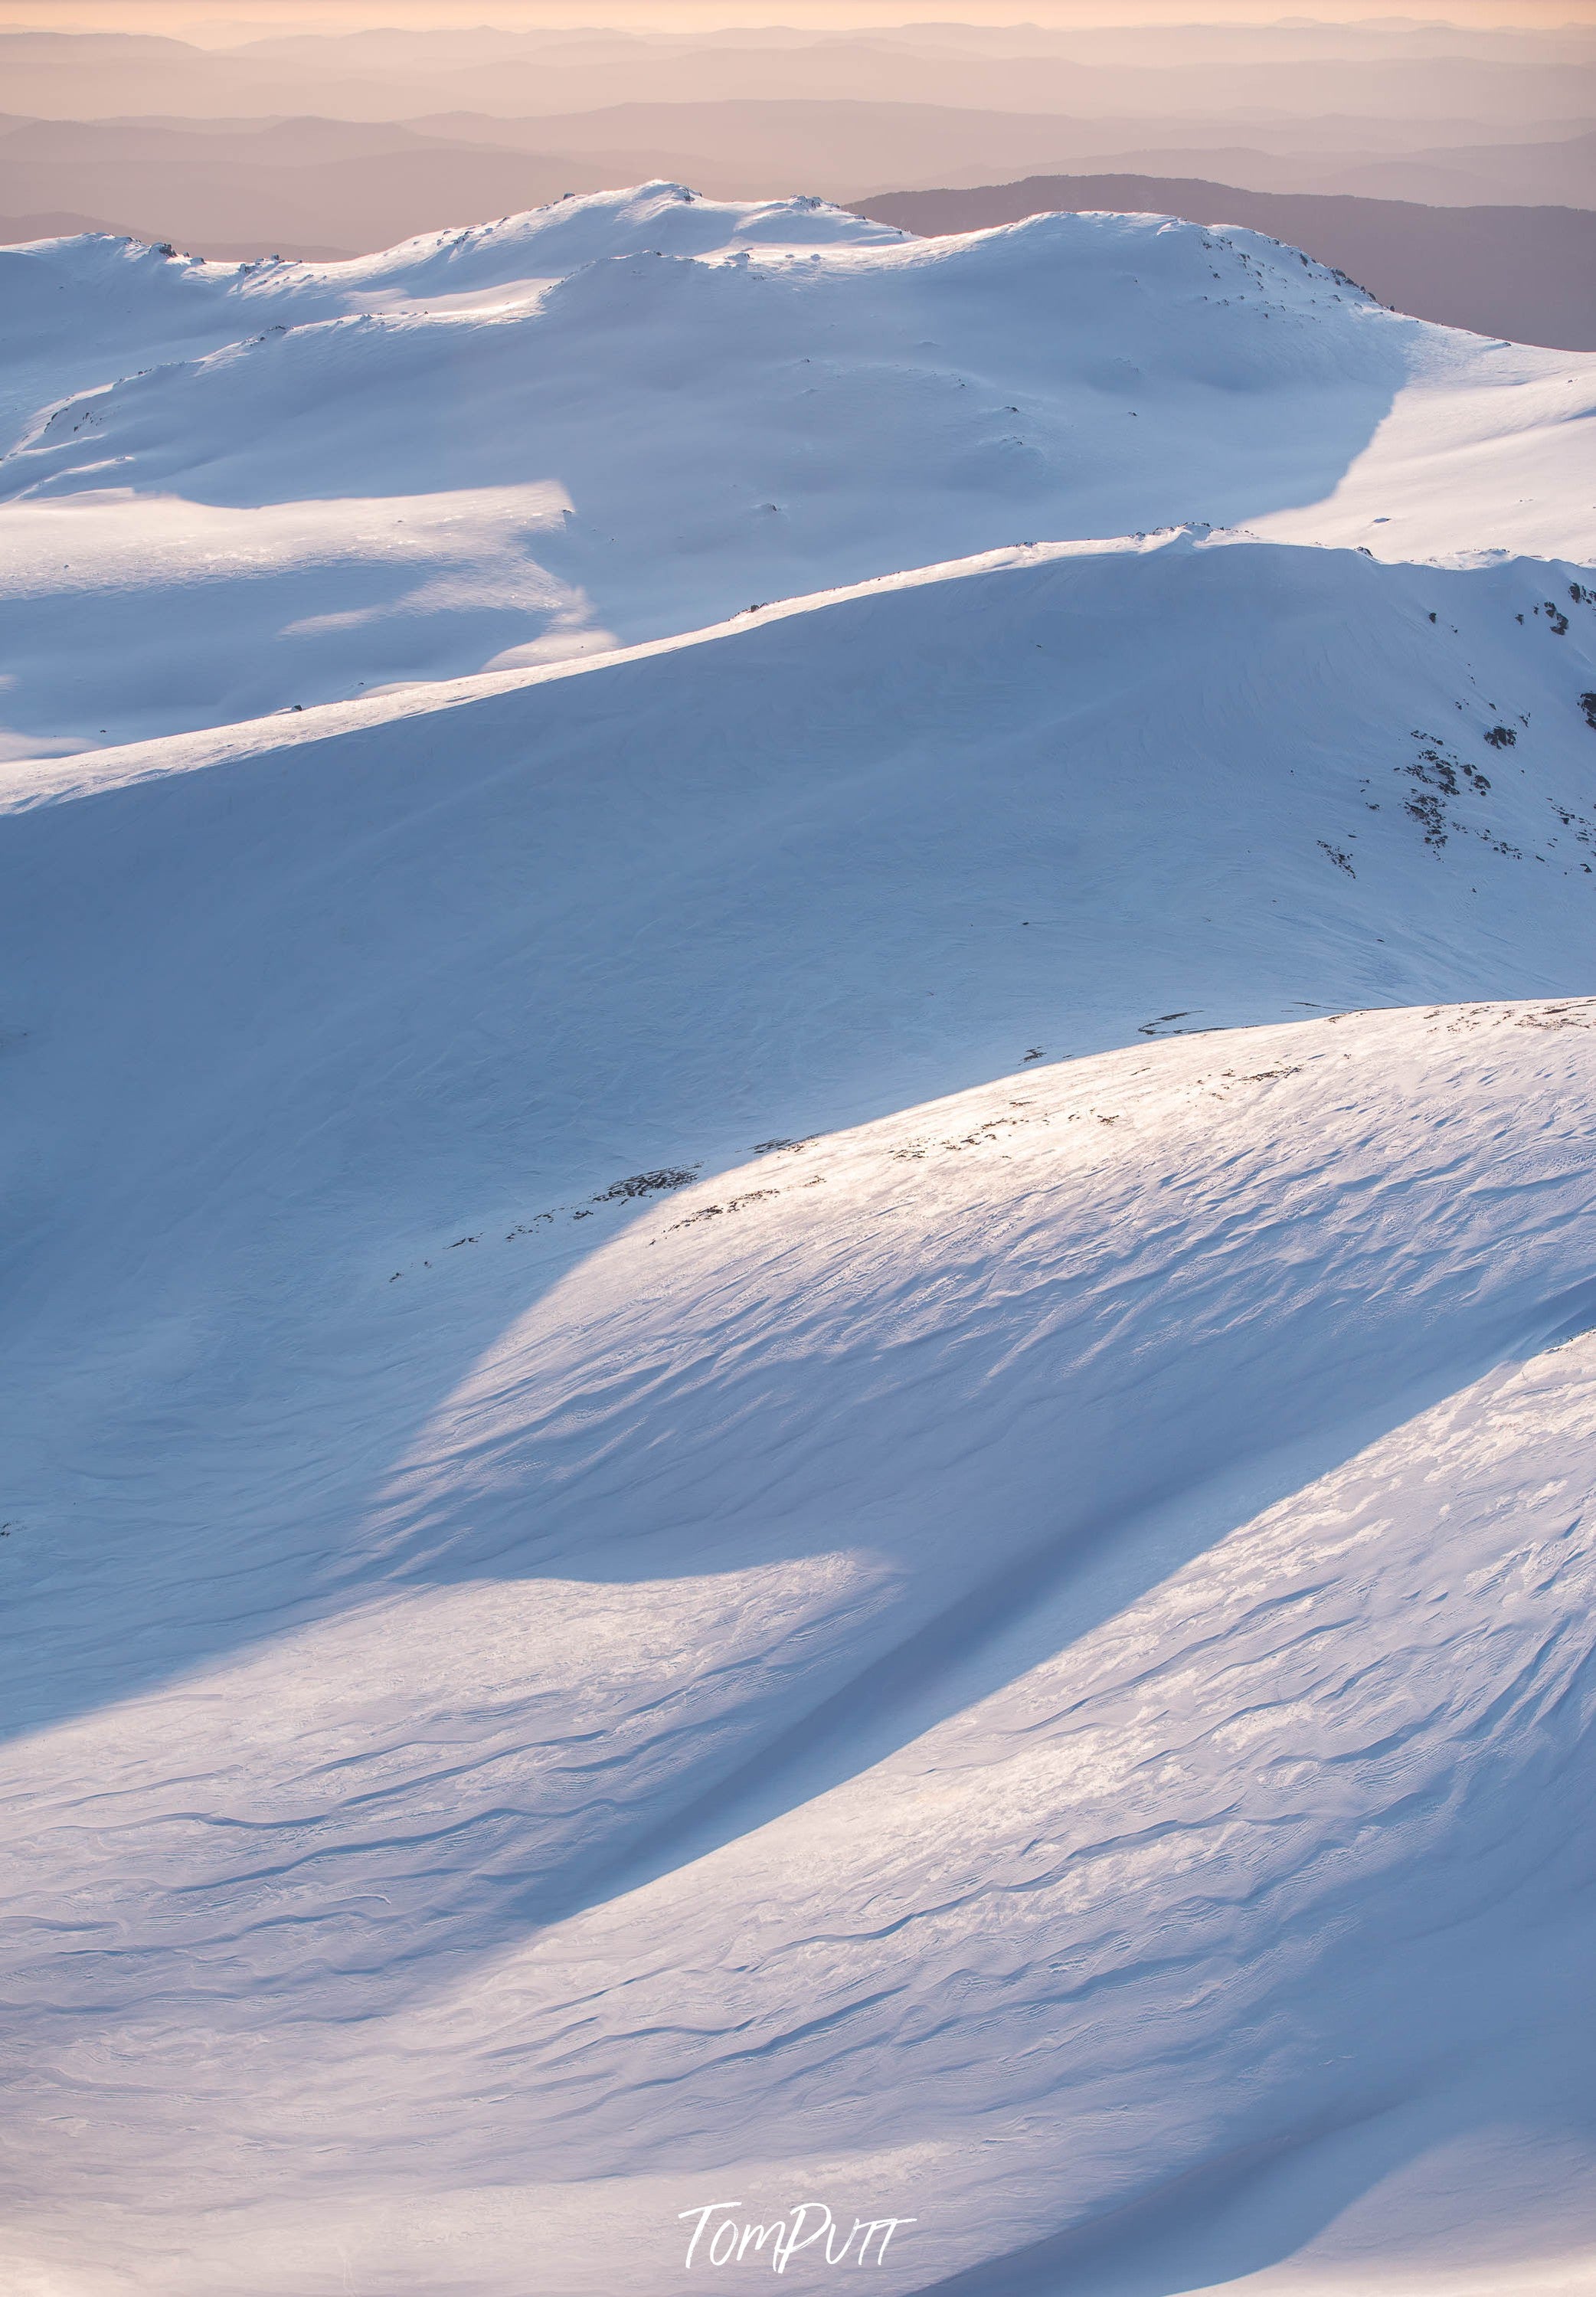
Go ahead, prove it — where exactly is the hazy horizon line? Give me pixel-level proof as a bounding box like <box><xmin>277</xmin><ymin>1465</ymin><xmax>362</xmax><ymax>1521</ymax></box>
<box><xmin>7</xmin><ymin>2</ymin><xmax>1594</xmax><ymax>41</ymax></box>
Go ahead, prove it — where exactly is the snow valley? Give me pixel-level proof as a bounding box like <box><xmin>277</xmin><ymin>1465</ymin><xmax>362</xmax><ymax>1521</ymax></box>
<box><xmin>2</xmin><ymin>182</ymin><xmax>1596</xmax><ymax>2297</ymax></box>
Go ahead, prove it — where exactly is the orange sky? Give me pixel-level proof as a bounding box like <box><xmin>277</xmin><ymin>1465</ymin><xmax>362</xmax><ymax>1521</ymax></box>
<box><xmin>6</xmin><ymin>0</ymin><xmax>1594</xmax><ymax>33</ymax></box>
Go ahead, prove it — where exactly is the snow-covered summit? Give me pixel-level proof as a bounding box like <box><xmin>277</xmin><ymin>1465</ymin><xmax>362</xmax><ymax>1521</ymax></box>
<box><xmin>0</xmin><ymin>182</ymin><xmax>898</xmax><ymax>511</ymax></box>
<box><xmin>309</xmin><ymin>179</ymin><xmax>908</xmax><ymax>295</ymax></box>
<box><xmin>3</xmin><ymin>188</ymin><xmax>1593</xmax><ymax>756</ymax></box>
<box><xmin>1</xmin><ymin>182</ymin><xmax>899</xmax><ymax>404</ymax></box>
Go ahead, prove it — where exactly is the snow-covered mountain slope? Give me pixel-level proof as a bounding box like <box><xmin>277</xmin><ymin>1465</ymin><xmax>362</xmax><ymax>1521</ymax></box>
<box><xmin>5</xmin><ymin>993</ymin><xmax>1596</xmax><ymax>2295</ymax></box>
<box><xmin>4</xmin><ymin>521</ymin><xmax>1596</xmax><ymax>2293</ymax></box>
<box><xmin>3</xmin><ymin>182</ymin><xmax>1595</xmax><ymax>754</ymax></box>
<box><xmin>8</xmin><ymin>530</ymin><xmax>1596</xmax><ymax>1342</ymax></box>
<box><xmin>6</xmin><ymin>174</ymin><xmax>1596</xmax><ymax>2297</ymax></box>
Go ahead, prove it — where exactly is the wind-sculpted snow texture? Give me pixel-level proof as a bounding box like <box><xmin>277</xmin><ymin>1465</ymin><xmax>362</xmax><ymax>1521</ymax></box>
<box><xmin>2</xmin><ymin>185</ymin><xmax>1596</xmax><ymax>2297</ymax></box>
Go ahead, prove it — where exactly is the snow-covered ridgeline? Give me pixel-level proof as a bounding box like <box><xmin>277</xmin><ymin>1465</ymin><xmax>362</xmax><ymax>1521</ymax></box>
<box><xmin>2</xmin><ymin>182</ymin><xmax>1594</xmax><ymax>755</ymax></box>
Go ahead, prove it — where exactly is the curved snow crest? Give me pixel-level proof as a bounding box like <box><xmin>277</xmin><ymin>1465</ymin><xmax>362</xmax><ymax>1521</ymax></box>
<box><xmin>5</xmin><ymin>1003</ymin><xmax>1596</xmax><ymax>2292</ymax></box>
<box><xmin>6</xmin><ymin>522</ymin><xmax>1594</xmax><ymax>815</ymax></box>
<box><xmin>0</xmin><ymin>530</ymin><xmax>1172</xmax><ymax>803</ymax></box>
<box><xmin>3</xmin><ymin>524</ymin><xmax>1594</xmax><ymax>1277</ymax></box>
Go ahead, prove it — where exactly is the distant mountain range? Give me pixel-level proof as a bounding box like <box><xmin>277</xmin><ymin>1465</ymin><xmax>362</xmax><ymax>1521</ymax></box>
<box><xmin>2</xmin><ymin>17</ymin><xmax>1594</xmax><ymax>263</ymax></box>
<box><xmin>1</xmin><ymin>105</ymin><xmax>1593</xmax><ymax>269</ymax></box>
<box><xmin>2</xmin><ymin>23</ymin><xmax>1592</xmax><ymax>129</ymax></box>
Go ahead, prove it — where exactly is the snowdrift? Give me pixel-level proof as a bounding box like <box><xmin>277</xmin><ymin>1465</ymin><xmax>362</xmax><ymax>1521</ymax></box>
<box><xmin>4</xmin><ymin>518</ymin><xmax>1596</xmax><ymax>2291</ymax></box>
<box><xmin>4</xmin><ymin>182</ymin><xmax>1596</xmax><ymax>2297</ymax></box>
<box><xmin>5</xmin><ymin>993</ymin><xmax>1596</xmax><ymax>2295</ymax></box>
<box><xmin>2</xmin><ymin>183</ymin><xmax>1594</xmax><ymax>754</ymax></box>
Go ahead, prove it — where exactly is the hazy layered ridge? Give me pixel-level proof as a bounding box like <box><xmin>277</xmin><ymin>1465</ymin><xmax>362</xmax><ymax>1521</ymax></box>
<box><xmin>3</xmin><ymin>18</ymin><xmax>1594</xmax><ymax>125</ymax></box>
<box><xmin>3</xmin><ymin>11</ymin><xmax>1595</xmax><ymax>263</ymax></box>
<box><xmin>4</xmin><ymin>186</ymin><xmax>1596</xmax><ymax>758</ymax></box>
<box><xmin>2</xmin><ymin>110</ymin><xmax>1594</xmax><ymax>267</ymax></box>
